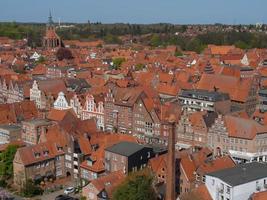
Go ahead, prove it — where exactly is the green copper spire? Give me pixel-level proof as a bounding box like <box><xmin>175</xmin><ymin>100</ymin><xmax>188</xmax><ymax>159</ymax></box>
<box><xmin>48</xmin><ymin>10</ymin><xmax>53</xmax><ymax>25</ymax></box>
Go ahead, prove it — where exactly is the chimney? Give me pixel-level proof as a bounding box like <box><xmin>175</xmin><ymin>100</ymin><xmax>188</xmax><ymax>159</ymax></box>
<box><xmin>166</xmin><ymin>114</ymin><xmax>176</xmax><ymax>200</ymax></box>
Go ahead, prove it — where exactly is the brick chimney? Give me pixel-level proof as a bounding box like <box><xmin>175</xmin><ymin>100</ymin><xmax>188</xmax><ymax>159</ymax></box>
<box><xmin>166</xmin><ymin>114</ymin><xmax>176</xmax><ymax>200</ymax></box>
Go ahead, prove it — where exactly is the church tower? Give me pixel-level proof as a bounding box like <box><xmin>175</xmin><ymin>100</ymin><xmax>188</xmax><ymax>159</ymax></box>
<box><xmin>43</xmin><ymin>11</ymin><xmax>61</xmax><ymax>49</ymax></box>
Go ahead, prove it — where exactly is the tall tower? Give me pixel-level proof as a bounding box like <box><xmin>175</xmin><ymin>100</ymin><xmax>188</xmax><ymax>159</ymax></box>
<box><xmin>166</xmin><ymin>114</ymin><xmax>176</xmax><ymax>200</ymax></box>
<box><xmin>43</xmin><ymin>11</ymin><xmax>61</xmax><ymax>49</ymax></box>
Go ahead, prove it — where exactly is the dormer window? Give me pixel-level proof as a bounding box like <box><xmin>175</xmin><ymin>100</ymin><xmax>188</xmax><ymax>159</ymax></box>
<box><xmin>104</xmin><ymin>182</ymin><xmax>111</xmax><ymax>186</ymax></box>
<box><xmin>87</xmin><ymin>158</ymin><xmax>93</xmax><ymax>167</ymax></box>
<box><xmin>43</xmin><ymin>150</ymin><xmax>49</xmax><ymax>156</ymax></box>
<box><xmin>34</xmin><ymin>152</ymin><xmax>41</xmax><ymax>158</ymax></box>
<box><xmin>57</xmin><ymin>146</ymin><xmax>63</xmax><ymax>151</ymax></box>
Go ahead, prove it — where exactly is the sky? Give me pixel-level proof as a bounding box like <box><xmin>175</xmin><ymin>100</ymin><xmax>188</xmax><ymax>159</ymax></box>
<box><xmin>0</xmin><ymin>0</ymin><xmax>266</xmax><ymax>24</ymax></box>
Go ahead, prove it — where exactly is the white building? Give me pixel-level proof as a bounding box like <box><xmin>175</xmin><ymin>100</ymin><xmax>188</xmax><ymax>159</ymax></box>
<box><xmin>30</xmin><ymin>52</ymin><xmax>41</xmax><ymax>61</ymax></box>
<box><xmin>54</xmin><ymin>92</ymin><xmax>71</xmax><ymax>110</ymax></box>
<box><xmin>30</xmin><ymin>80</ymin><xmax>44</xmax><ymax>109</ymax></box>
<box><xmin>82</xmin><ymin>94</ymin><xmax>104</xmax><ymax>131</ymax></box>
<box><xmin>205</xmin><ymin>162</ymin><xmax>267</xmax><ymax>200</ymax></box>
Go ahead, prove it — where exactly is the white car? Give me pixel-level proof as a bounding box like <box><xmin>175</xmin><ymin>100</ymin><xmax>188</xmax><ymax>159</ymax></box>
<box><xmin>64</xmin><ymin>187</ymin><xmax>75</xmax><ymax>195</ymax></box>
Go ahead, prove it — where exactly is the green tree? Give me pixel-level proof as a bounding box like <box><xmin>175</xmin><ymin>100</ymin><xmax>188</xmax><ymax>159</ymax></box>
<box><xmin>150</xmin><ymin>34</ymin><xmax>162</xmax><ymax>47</ymax></box>
<box><xmin>0</xmin><ymin>145</ymin><xmax>18</xmax><ymax>179</ymax></box>
<box><xmin>112</xmin><ymin>57</ymin><xmax>125</xmax><ymax>70</ymax></box>
<box><xmin>104</xmin><ymin>34</ymin><xmax>122</xmax><ymax>44</ymax></box>
<box><xmin>234</xmin><ymin>40</ymin><xmax>250</xmax><ymax>49</ymax></box>
<box><xmin>175</xmin><ymin>49</ymin><xmax>183</xmax><ymax>57</ymax></box>
<box><xmin>21</xmin><ymin>179</ymin><xmax>43</xmax><ymax>197</ymax></box>
<box><xmin>112</xmin><ymin>170</ymin><xmax>157</xmax><ymax>200</ymax></box>
<box><xmin>56</xmin><ymin>48</ymin><xmax>74</xmax><ymax>61</ymax></box>
<box><xmin>185</xmin><ymin>38</ymin><xmax>205</xmax><ymax>53</ymax></box>
<box><xmin>135</xmin><ymin>63</ymin><xmax>145</xmax><ymax>71</ymax></box>
<box><xmin>36</xmin><ymin>56</ymin><xmax>46</xmax><ymax>64</ymax></box>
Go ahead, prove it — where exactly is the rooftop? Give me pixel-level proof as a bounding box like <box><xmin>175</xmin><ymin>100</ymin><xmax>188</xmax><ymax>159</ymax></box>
<box><xmin>105</xmin><ymin>141</ymin><xmax>146</xmax><ymax>157</ymax></box>
<box><xmin>23</xmin><ymin>119</ymin><xmax>51</xmax><ymax>126</ymax></box>
<box><xmin>179</xmin><ymin>89</ymin><xmax>230</xmax><ymax>102</ymax></box>
<box><xmin>0</xmin><ymin>124</ymin><xmax>21</xmax><ymax>131</ymax></box>
<box><xmin>207</xmin><ymin>162</ymin><xmax>267</xmax><ymax>187</ymax></box>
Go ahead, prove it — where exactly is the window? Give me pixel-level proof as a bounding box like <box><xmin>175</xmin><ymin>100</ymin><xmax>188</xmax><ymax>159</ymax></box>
<box><xmin>202</xmin><ymin>176</ymin><xmax>206</xmax><ymax>182</ymax></box>
<box><xmin>212</xmin><ymin>179</ymin><xmax>215</xmax><ymax>186</ymax></box>
<box><xmin>34</xmin><ymin>152</ymin><xmax>40</xmax><ymax>158</ymax></box>
<box><xmin>65</xmin><ymin>162</ymin><xmax>72</xmax><ymax>168</ymax></box>
<box><xmin>65</xmin><ymin>155</ymin><xmax>72</xmax><ymax>161</ymax></box>
<box><xmin>226</xmin><ymin>186</ymin><xmax>230</xmax><ymax>194</ymax></box>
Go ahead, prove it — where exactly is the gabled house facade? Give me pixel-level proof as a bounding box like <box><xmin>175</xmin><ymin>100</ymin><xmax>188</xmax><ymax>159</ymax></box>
<box><xmin>82</xmin><ymin>94</ymin><xmax>105</xmax><ymax>131</ymax></box>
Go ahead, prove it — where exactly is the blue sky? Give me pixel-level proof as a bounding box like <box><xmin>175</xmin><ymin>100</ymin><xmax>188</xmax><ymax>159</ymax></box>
<box><xmin>0</xmin><ymin>0</ymin><xmax>266</xmax><ymax>24</ymax></box>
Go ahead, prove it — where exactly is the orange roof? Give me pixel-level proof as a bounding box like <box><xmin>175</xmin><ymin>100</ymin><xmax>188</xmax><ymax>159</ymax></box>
<box><xmin>32</xmin><ymin>64</ymin><xmax>47</xmax><ymax>75</ymax></box>
<box><xmin>0</xmin><ymin>101</ymin><xmax>38</xmax><ymax>125</ymax></box>
<box><xmin>16</xmin><ymin>141</ymin><xmax>65</xmax><ymax>166</ymax></box>
<box><xmin>47</xmin><ymin>109</ymin><xmax>74</xmax><ymax>121</ymax></box>
<box><xmin>208</xmin><ymin>45</ymin><xmax>235</xmax><ymax>55</ymax></box>
<box><xmin>149</xmin><ymin>154</ymin><xmax>167</xmax><ymax>174</ymax></box>
<box><xmin>89</xmin><ymin>170</ymin><xmax>125</xmax><ymax>197</ymax></box>
<box><xmin>193</xmin><ymin>184</ymin><xmax>212</xmax><ymax>200</ymax></box>
<box><xmin>197</xmin><ymin>156</ymin><xmax>235</xmax><ymax>174</ymax></box>
<box><xmin>157</xmin><ymin>83</ymin><xmax>180</xmax><ymax>96</ymax></box>
<box><xmin>180</xmin><ymin>155</ymin><xmax>196</xmax><ymax>182</ymax></box>
<box><xmin>224</xmin><ymin>115</ymin><xmax>267</xmax><ymax>139</ymax></box>
<box><xmin>252</xmin><ymin>191</ymin><xmax>267</xmax><ymax>200</ymax></box>
<box><xmin>197</xmin><ymin>74</ymin><xmax>252</xmax><ymax>103</ymax></box>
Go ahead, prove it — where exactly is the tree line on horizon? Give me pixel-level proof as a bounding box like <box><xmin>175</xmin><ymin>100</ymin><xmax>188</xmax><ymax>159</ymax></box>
<box><xmin>1</xmin><ymin>22</ymin><xmax>267</xmax><ymax>53</ymax></box>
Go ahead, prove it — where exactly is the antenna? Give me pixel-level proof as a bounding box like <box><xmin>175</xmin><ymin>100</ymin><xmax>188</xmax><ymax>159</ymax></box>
<box><xmin>58</xmin><ymin>18</ymin><xmax>61</xmax><ymax>28</ymax></box>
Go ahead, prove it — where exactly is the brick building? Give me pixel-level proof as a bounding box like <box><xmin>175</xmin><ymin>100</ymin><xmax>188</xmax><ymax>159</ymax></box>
<box><xmin>104</xmin><ymin>141</ymin><xmax>154</xmax><ymax>174</ymax></box>
<box><xmin>104</xmin><ymin>87</ymin><xmax>144</xmax><ymax>134</ymax></box>
<box><xmin>13</xmin><ymin>141</ymin><xmax>66</xmax><ymax>189</ymax></box>
<box><xmin>0</xmin><ymin>78</ymin><xmax>25</xmax><ymax>104</ymax></box>
<box><xmin>43</xmin><ymin>12</ymin><xmax>61</xmax><ymax>49</ymax></box>
<box><xmin>0</xmin><ymin>124</ymin><xmax>21</xmax><ymax>144</ymax></box>
<box><xmin>21</xmin><ymin>119</ymin><xmax>52</xmax><ymax>145</ymax></box>
<box><xmin>82</xmin><ymin>93</ymin><xmax>105</xmax><ymax>131</ymax></box>
<box><xmin>197</xmin><ymin>74</ymin><xmax>259</xmax><ymax>116</ymax></box>
<box><xmin>208</xmin><ymin>114</ymin><xmax>267</xmax><ymax>163</ymax></box>
<box><xmin>176</xmin><ymin>111</ymin><xmax>217</xmax><ymax>149</ymax></box>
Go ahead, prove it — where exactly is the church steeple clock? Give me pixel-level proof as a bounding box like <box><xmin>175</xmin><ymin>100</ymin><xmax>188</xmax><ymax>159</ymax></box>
<box><xmin>43</xmin><ymin>11</ymin><xmax>62</xmax><ymax>49</ymax></box>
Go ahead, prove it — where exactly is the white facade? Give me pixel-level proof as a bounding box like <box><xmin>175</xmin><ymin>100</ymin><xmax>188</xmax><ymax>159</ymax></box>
<box><xmin>54</xmin><ymin>92</ymin><xmax>71</xmax><ymax>110</ymax></box>
<box><xmin>69</xmin><ymin>94</ymin><xmax>83</xmax><ymax>118</ymax></box>
<box><xmin>241</xmin><ymin>54</ymin><xmax>249</xmax><ymax>66</ymax></box>
<box><xmin>30</xmin><ymin>80</ymin><xmax>43</xmax><ymax>109</ymax></box>
<box><xmin>0</xmin><ymin>79</ymin><xmax>24</xmax><ymax>104</ymax></box>
<box><xmin>30</xmin><ymin>52</ymin><xmax>41</xmax><ymax>61</ymax></box>
<box><xmin>82</xmin><ymin>94</ymin><xmax>104</xmax><ymax>131</ymax></box>
<box><xmin>229</xmin><ymin>150</ymin><xmax>267</xmax><ymax>164</ymax></box>
<box><xmin>206</xmin><ymin>174</ymin><xmax>267</xmax><ymax>200</ymax></box>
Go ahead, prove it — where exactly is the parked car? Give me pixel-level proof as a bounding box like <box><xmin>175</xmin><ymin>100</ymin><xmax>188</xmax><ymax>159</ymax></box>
<box><xmin>64</xmin><ymin>187</ymin><xmax>75</xmax><ymax>195</ymax></box>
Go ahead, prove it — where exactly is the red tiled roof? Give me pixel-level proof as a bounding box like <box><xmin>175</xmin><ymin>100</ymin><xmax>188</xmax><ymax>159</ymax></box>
<box><xmin>252</xmin><ymin>191</ymin><xmax>267</xmax><ymax>200</ymax></box>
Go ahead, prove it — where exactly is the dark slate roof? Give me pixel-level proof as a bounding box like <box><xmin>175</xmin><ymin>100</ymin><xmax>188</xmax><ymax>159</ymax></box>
<box><xmin>0</xmin><ymin>124</ymin><xmax>21</xmax><ymax>131</ymax></box>
<box><xmin>105</xmin><ymin>141</ymin><xmax>146</xmax><ymax>157</ymax></box>
<box><xmin>207</xmin><ymin>162</ymin><xmax>267</xmax><ymax>186</ymax></box>
<box><xmin>203</xmin><ymin>112</ymin><xmax>218</xmax><ymax>128</ymax></box>
<box><xmin>179</xmin><ymin>89</ymin><xmax>230</xmax><ymax>102</ymax></box>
